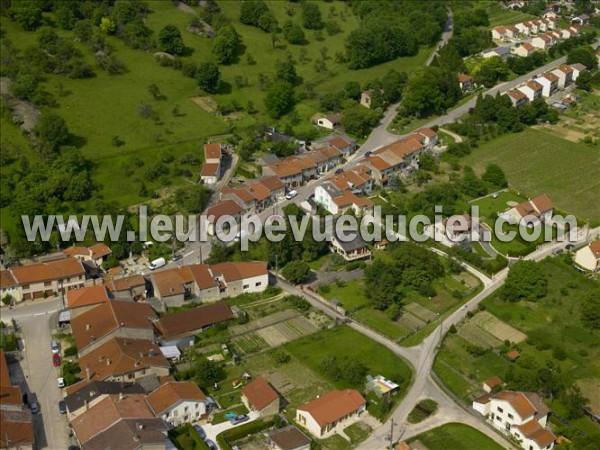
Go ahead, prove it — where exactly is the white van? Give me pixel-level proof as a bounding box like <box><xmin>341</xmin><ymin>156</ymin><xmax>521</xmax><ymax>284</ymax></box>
<box><xmin>148</xmin><ymin>257</ymin><xmax>166</xmax><ymax>270</ymax></box>
<box><xmin>285</xmin><ymin>190</ymin><xmax>298</xmax><ymax>200</ymax></box>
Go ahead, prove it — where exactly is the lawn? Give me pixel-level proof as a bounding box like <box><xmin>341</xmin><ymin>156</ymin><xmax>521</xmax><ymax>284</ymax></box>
<box><xmin>344</xmin><ymin>422</ymin><xmax>372</xmax><ymax>445</ymax></box>
<box><xmin>320</xmin><ymin>279</ymin><xmax>370</xmax><ymax>310</ymax></box>
<box><xmin>284</xmin><ymin>326</ymin><xmax>412</xmax><ymax>392</ymax></box>
<box><xmin>485</xmin><ymin>1</ymin><xmax>536</xmax><ymax>27</ymax></box>
<box><xmin>407</xmin><ymin>423</ymin><xmax>505</xmax><ymax>450</ymax></box>
<box><xmin>462</xmin><ymin>129</ymin><xmax>600</xmax><ymax>224</ymax></box>
<box><xmin>1</xmin><ymin>0</ymin><xmax>435</xmax><ymax>223</ymax></box>
<box><xmin>407</xmin><ymin>399</ymin><xmax>438</xmax><ymax>424</ymax></box>
<box><xmin>211</xmin><ymin>404</ymin><xmax>249</xmax><ymax>425</ymax></box>
<box><xmin>318</xmin><ymin>270</ymin><xmax>482</xmax><ymax>345</ymax></box>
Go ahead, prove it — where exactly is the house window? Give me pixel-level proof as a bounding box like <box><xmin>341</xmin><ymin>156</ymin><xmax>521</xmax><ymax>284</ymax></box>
<box><xmin>255</xmin><ymin>282</ymin><xmax>262</xmax><ymax>287</ymax></box>
<box><xmin>496</xmin><ymin>416</ymin><xmax>502</xmax><ymax>423</ymax></box>
<box><xmin>22</xmin><ymin>284</ymin><xmax>30</xmax><ymax>290</ymax></box>
<box><xmin>508</xmin><ymin>413</ymin><xmax>513</xmax><ymax>420</ymax></box>
<box><xmin>44</xmin><ymin>281</ymin><xmax>51</xmax><ymax>287</ymax></box>
<box><xmin>243</xmin><ymin>284</ymin><xmax>249</xmax><ymax>289</ymax></box>
<box><xmin>196</xmin><ymin>412</ymin><xmax>200</xmax><ymax>417</ymax></box>
<box><xmin>184</xmin><ymin>406</ymin><xmax>188</xmax><ymax>413</ymax></box>
<box><xmin>497</xmin><ymin>407</ymin><xmax>503</xmax><ymax>413</ymax></box>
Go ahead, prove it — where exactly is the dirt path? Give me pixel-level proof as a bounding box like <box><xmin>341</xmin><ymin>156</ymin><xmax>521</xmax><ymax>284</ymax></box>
<box><xmin>439</xmin><ymin>127</ymin><xmax>463</xmax><ymax>143</ymax></box>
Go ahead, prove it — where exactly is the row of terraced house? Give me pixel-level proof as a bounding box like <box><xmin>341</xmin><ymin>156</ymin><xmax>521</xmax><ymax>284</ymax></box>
<box><xmin>505</xmin><ymin>63</ymin><xmax>588</xmax><ymax>108</ymax></box>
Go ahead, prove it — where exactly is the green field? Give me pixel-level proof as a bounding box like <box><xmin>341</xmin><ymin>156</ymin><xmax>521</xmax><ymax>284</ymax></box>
<box><xmin>462</xmin><ymin>129</ymin><xmax>600</xmax><ymax>223</ymax></box>
<box><xmin>434</xmin><ymin>258</ymin><xmax>600</xmax><ymax>437</ymax></box>
<box><xmin>407</xmin><ymin>423</ymin><xmax>505</xmax><ymax>450</ymax></box>
<box><xmin>284</xmin><ymin>325</ymin><xmax>412</xmax><ymax>391</ymax></box>
<box><xmin>1</xmin><ymin>0</ymin><xmax>434</xmax><ymax>221</ymax></box>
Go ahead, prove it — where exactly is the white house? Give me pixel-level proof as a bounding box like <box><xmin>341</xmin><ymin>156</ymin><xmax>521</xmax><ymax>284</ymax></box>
<box><xmin>506</xmin><ymin>89</ymin><xmax>529</xmax><ymax>108</ymax></box>
<box><xmin>532</xmin><ymin>34</ymin><xmax>553</xmax><ymax>50</ymax></box>
<box><xmin>518</xmin><ymin>80</ymin><xmax>544</xmax><ymax>102</ymax></box>
<box><xmin>552</xmin><ymin>64</ymin><xmax>574</xmax><ymax>89</ymax></box>
<box><xmin>316</xmin><ymin>114</ymin><xmax>341</xmax><ymax>130</ymax></box>
<box><xmin>515</xmin><ymin>22</ymin><xmax>531</xmax><ymax>36</ymax></box>
<box><xmin>492</xmin><ymin>26</ymin><xmax>508</xmax><ymax>40</ymax></box>
<box><xmin>569</xmin><ymin>63</ymin><xmax>587</xmax><ymax>81</ymax></box>
<box><xmin>513</xmin><ymin>43</ymin><xmax>536</xmax><ymax>57</ymax></box>
<box><xmin>574</xmin><ymin>240</ymin><xmax>600</xmax><ymax>271</ymax></box>
<box><xmin>145</xmin><ymin>381</ymin><xmax>208</xmax><ymax>426</ymax></box>
<box><xmin>537</xmin><ymin>72</ymin><xmax>559</xmax><ymax>97</ymax></box>
<box><xmin>296</xmin><ymin>390</ymin><xmax>366</xmax><ymax>438</ymax></box>
<box><xmin>501</xmin><ymin>194</ymin><xmax>554</xmax><ymax>225</ymax></box>
<box><xmin>314</xmin><ymin>183</ymin><xmax>374</xmax><ymax>216</ymax></box>
<box><xmin>472</xmin><ymin>391</ymin><xmax>556</xmax><ymax>450</ymax></box>
<box><xmin>201</xmin><ymin>143</ymin><xmax>222</xmax><ymax>185</ymax></box>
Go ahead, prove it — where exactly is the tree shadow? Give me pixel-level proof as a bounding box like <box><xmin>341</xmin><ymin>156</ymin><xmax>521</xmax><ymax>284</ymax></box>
<box><xmin>68</xmin><ymin>133</ymin><xmax>87</xmax><ymax>149</ymax></box>
<box><xmin>217</xmin><ymin>81</ymin><xmax>232</xmax><ymax>95</ymax></box>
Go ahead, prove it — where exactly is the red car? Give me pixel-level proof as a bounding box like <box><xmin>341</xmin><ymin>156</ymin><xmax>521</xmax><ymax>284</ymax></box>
<box><xmin>52</xmin><ymin>353</ymin><xmax>61</xmax><ymax>367</ymax></box>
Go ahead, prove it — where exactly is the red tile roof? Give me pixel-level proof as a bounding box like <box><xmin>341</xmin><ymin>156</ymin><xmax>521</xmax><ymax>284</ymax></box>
<box><xmin>458</xmin><ymin>73</ymin><xmax>473</xmax><ymax>83</ymax></box>
<box><xmin>206</xmin><ymin>200</ymin><xmax>243</xmax><ymax>221</ymax></box>
<box><xmin>146</xmin><ymin>381</ymin><xmax>206</xmax><ymax>415</ymax></box>
<box><xmin>242</xmin><ymin>377</ymin><xmax>280</xmax><ymax>411</ymax></box>
<box><xmin>71</xmin><ymin>393</ymin><xmax>154</xmax><ymax>444</ymax></box>
<box><xmin>492</xmin><ymin>391</ymin><xmax>536</xmax><ymax>419</ymax></box>
<box><xmin>210</xmin><ymin>261</ymin><xmax>268</xmax><ymax>282</ymax></box>
<box><xmin>201</xmin><ymin>162</ymin><xmax>220</xmax><ymax>177</ymax></box>
<box><xmin>297</xmin><ymin>390</ymin><xmax>366</xmax><ymax>427</ymax></box>
<box><xmin>71</xmin><ymin>300</ymin><xmax>157</xmax><ymax>351</ymax></box>
<box><xmin>154</xmin><ymin>300</ymin><xmax>234</xmax><ymax>339</ymax></box>
<box><xmin>90</xmin><ymin>243</ymin><xmax>112</xmax><ymax>259</ymax></box>
<box><xmin>515</xmin><ymin>419</ymin><xmax>556</xmax><ymax>447</ymax></box>
<box><xmin>79</xmin><ymin>338</ymin><xmax>169</xmax><ymax>382</ymax></box>
<box><xmin>8</xmin><ymin>258</ymin><xmax>85</xmax><ymax>285</ymax></box>
<box><xmin>204</xmin><ymin>143</ymin><xmax>222</xmax><ymax>160</ymax></box>
<box><xmin>67</xmin><ymin>285</ymin><xmax>110</xmax><ymax>309</ymax></box>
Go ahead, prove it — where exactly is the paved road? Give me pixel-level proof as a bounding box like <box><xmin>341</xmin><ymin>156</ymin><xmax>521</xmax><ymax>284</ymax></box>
<box><xmin>425</xmin><ymin>8</ymin><xmax>454</xmax><ymax>66</ymax></box>
<box><xmin>3</xmin><ymin>297</ymin><xmax>71</xmax><ymax>450</ymax></box>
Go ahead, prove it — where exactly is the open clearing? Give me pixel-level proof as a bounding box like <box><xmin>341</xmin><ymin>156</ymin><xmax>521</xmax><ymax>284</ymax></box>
<box><xmin>408</xmin><ymin>423</ymin><xmax>505</xmax><ymax>450</ymax></box>
<box><xmin>462</xmin><ymin>129</ymin><xmax>600</xmax><ymax>223</ymax></box>
<box><xmin>457</xmin><ymin>322</ymin><xmax>502</xmax><ymax>349</ymax></box>
<box><xmin>470</xmin><ymin>311</ymin><xmax>527</xmax><ymax>343</ymax></box>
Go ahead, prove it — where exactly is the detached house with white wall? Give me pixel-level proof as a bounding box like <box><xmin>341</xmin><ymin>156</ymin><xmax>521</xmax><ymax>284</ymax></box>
<box><xmin>146</xmin><ymin>381</ymin><xmax>208</xmax><ymax>426</ymax></box>
<box><xmin>473</xmin><ymin>391</ymin><xmax>556</xmax><ymax>450</ymax></box>
<box><xmin>518</xmin><ymin>80</ymin><xmax>544</xmax><ymax>102</ymax></box>
<box><xmin>296</xmin><ymin>390</ymin><xmax>366</xmax><ymax>438</ymax></box>
<box><xmin>201</xmin><ymin>143</ymin><xmax>223</xmax><ymax>185</ymax></box>
<box><xmin>574</xmin><ymin>240</ymin><xmax>600</xmax><ymax>272</ymax></box>
<box><xmin>537</xmin><ymin>72</ymin><xmax>559</xmax><ymax>97</ymax></box>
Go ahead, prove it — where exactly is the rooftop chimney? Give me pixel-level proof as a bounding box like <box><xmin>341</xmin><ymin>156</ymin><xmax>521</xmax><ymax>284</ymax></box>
<box><xmin>85</xmin><ymin>365</ymin><xmax>91</xmax><ymax>382</ymax></box>
<box><xmin>85</xmin><ymin>324</ymin><xmax>91</xmax><ymax>331</ymax></box>
<box><xmin>106</xmin><ymin>358</ymin><xmax>111</xmax><ymax>366</ymax></box>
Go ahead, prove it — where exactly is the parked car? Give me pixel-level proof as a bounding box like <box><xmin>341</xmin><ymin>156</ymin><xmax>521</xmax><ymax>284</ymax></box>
<box><xmin>552</xmin><ymin>248</ymin><xmax>564</xmax><ymax>255</ymax></box>
<box><xmin>30</xmin><ymin>402</ymin><xmax>39</xmax><ymax>414</ymax></box>
<box><xmin>171</xmin><ymin>253</ymin><xmax>182</xmax><ymax>262</ymax></box>
<box><xmin>58</xmin><ymin>400</ymin><xmax>67</xmax><ymax>414</ymax></box>
<box><xmin>565</xmin><ymin>243</ymin><xmax>575</xmax><ymax>250</ymax></box>
<box><xmin>51</xmin><ymin>339</ymin><xmax>60</xmax><ymax>354</ymax></box>
<box><xmin>148</xmin><ymin>257</ymin><xmax>166</xmax><ymax>270</ymax></box>
<box><xmin>193</xmin><ymin>425</ymin><xmax>206</xmax><ymax>439</ymax></box>
<box><xmin>52</xmin><ymin>353</ymin><xmax>61</xmax><ymax>367</ymax></box>
<box><xmin>230</xmin><ymin>414</ymin><xmax>249</xmax><ymax>425</ymax></box>
<box><xmin>205</xmin><ymin>440</ymin><xmax>217</xmax><ymax>450</ymax></box>
<box><xmin>285</xmin><ymin>190</ymin><xmax>298</xmax><ymax>200</ymax></box>
<box><xmin>57</xmin><ymin>377</ymin><xmax>65</xmax><ymax>388</ymax></box>
<box><xmin>335</xmin><ymin>168</ymin><xmax>344</xmax><ymax>174</ymax></box>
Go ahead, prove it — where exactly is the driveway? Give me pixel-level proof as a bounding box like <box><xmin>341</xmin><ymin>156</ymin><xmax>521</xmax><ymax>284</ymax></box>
<box><xmin>201</xmin><ymin>410</ymin><xmax>261</xmax><ymax>447</ymax></box>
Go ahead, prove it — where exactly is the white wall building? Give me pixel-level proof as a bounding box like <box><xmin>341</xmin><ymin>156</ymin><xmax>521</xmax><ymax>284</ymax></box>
<box><xmin>146</xmin><ymin>381</ymin><xmax>208</xmax><ymax>426</ymax></box>
<box><xmin>473</xmin><ymin>391</ymin><xmax>556</xmax><ymax>450</ymax></box>
<box><xmin>574</xmin><ymin>240</ymin><xmax>600</xmax><ymax>271</ymax></box>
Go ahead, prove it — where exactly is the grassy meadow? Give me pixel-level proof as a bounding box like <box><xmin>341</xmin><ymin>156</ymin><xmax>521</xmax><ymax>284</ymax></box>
<box><xmin>408</xmin><ymin>423</ymin><xmax>505</xmax><ymax>450</ymax></box>
<box><xmin>462</xmin><ymin>129</ymin><xmax>600</xmax><ymax>224</ymax></box>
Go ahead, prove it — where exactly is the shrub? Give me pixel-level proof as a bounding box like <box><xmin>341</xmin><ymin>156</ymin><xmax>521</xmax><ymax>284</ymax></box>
<box><xmin>64</xmin><ymin>345</ymin><xmax>78</xmax><ymax>357</ymax></box>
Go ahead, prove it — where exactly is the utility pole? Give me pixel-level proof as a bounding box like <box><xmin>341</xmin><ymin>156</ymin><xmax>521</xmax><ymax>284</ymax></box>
<box><xmin>389</xmin><ymin>419</ymin><xmax>395</xmax><ymax>450</ymax></box>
